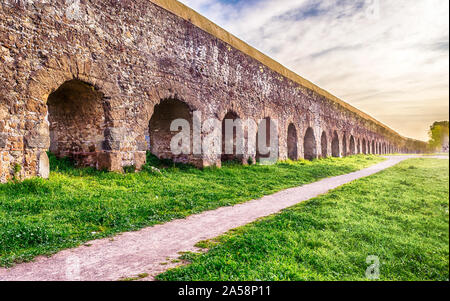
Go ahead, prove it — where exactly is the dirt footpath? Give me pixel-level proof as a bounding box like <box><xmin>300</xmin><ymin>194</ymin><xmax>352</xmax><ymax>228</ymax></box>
<box><xmin>0</xmin><ymin>156</ymin><xmax>446</xmax><ymax>281</ymax></box>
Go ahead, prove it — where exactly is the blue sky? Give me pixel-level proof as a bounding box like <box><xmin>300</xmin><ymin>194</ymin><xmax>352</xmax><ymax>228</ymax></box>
<box><xmin>178</xmin><ymin>0</ymin><xmax>449</xmax><ymax>141</ymax></box>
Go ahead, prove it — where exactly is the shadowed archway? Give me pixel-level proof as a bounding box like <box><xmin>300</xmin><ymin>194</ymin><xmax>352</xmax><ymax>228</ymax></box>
<box><xmin>256</xmin><ymin>117</ymin><xmax>279</xmax><ymax>162</ymax></box>
<box><xmin>221</xmin><ymin>111</ymin><xmax>243</xmax><ymax>163</ymax></box>
<box><xmin>332</xmin><ymin>131</ymin><xmax>340</xmax><ymax>157</ymax></box>
<box><xmin>321</xmin><ymin>131</ymin><xmax>328</xmax><ymax>158</ymax></box>
<box><xmin>303</xmin><ymin>127</ymin><xmax>317</xmax><ymax>160</ymax></box>
<box><xmin>349</xmin><ymin>135</ymin><xmax>355</xmax><ymax>155</ymax></box>
<box><xmin>149</xmin><ymin>98</ymin><xmax>193</xmax><ymax>164</ymax></box>
<box><xmin>342</xmin><ymin>133</ymin><xmax>347</xmax><ymax>156</ymax></box>
<box><xmin>47</xmin><ymin>79</ymin><xmax>106</xmax><ymax>167</ymax></box>
<box><xmin>287</xmin><ymin>123</ymin><xmax>298</xmax><ymax>160</ymax></box>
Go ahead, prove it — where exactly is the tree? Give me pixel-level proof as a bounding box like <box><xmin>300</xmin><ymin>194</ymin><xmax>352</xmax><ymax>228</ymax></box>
<box><xmin>428</xmin><ymin>121</ymin><xmax>449</xmax><ymax>152</ymax></box>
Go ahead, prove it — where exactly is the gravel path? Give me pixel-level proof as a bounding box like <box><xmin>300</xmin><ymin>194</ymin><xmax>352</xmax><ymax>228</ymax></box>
<box><xmin>0</xmin><ymin>155</ymin><xmax>446</xmax><ymax>281</ymax></box>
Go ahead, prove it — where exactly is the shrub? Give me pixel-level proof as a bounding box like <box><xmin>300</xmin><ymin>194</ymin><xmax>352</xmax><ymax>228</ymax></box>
<box><xmin>123</xmin><ymin>165</ymin><xmax>136</xmax><ymax>174</ymax></box>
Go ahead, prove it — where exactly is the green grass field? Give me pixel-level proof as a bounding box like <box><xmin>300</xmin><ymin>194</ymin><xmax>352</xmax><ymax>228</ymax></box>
<box><xmin>0</xmin><ymin>153</ymin><xmax>383</xmax><ymax>267</ymax></box>
<box><xmin>157</xmin><ymin>158</ymin><xmax>449</xmax><ymax>281</ymax></box>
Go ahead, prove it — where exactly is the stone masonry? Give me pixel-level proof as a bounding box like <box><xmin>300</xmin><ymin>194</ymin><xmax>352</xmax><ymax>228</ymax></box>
<box><xmin>0</xmin><ymin>0</ymin><xmax>427</xmax><ymax>182</ymax></box>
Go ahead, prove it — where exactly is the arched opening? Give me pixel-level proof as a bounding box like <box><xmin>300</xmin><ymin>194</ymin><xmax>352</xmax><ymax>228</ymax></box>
<box><xmin>287</xmin><ymin>123</ymin><xmax>298</xmax><ymax>160</ymax></box>
<box><xmin>362</xmin><ymin>138</ymin><xmax>367</xmax><ymax>154</ymax></box>
<box><xmin>321</xmin><ymin>131</ymin><xmax>328</xmax><ymax>158</ymax></box>
<box><xmin>331</xmin><ymin>131</ymin><xmax>340</xmax><ymax>157</ymax></box>
<box><xmin>349</xmin><ymin>135</ymin><xmax>356</xmax><ymax>155</ymax></box>
<box><xmin>342</xmin><ymin>133</ymin><xmax>347</xmax><ymax>156</ymax></box>
<box><xmin>303</xmin><ymin>127</ymin><xmax>317</xmax><ymax>160</ymax></box>
<box><xmin>256</xmin><ymin>117</ymin><xmax>279</xmax><ymax>161</ymax></box>
<box><xmin>47</xmin><ymin>79</ymin><xmax>106</xmax><ymax>167</ymax></box>
<box><xmin>372</xmin><ymin>140</ymin><xmax>376</xmax><ymax>154</ymax></box>
<box><xmin>221</xmin><ymin>111</ymin><xmax>243</xmax><ymax>163</ymax></box>
<box><xmin>149</xmin><ymin>98</ymin><xmax>193</xmax><ymax>164</ymax></box>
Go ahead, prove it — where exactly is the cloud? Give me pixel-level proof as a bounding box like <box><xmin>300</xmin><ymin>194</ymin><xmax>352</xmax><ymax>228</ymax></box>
<box><xmin>179</xmin><ymin>0</ymin><xmax>449</xmax><ymax>141</ymax></box>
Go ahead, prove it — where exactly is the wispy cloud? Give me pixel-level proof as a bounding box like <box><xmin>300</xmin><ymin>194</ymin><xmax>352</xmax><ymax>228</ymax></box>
<box><xmin>179</xmin><ymin>0</ymin><xmax>449</xmax><ymax>141</ymax></box>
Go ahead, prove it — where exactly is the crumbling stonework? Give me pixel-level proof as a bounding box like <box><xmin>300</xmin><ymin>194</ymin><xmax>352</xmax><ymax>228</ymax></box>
<box><xmin>0</xmin><ymin>0</ymin><xmax>427</xmax><ymax>183</ymax></box>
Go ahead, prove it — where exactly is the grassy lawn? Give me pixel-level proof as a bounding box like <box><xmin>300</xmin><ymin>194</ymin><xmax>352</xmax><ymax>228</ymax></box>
<box><xmin>157</xmin><ymin>158</ymin><xmax>449</xmax><ymax>281</ymax></box>
<box><xmin>0</xmin><ymin>154</ymin><xmax>383</xmax><ymax>267</ymax></box>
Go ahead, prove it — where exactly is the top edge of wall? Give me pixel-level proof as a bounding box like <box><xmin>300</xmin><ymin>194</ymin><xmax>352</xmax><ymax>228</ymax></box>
<box><xmin>149</xmin><ymin>0</ymin><xmax>408</xmax><ymax>140</ymax></box>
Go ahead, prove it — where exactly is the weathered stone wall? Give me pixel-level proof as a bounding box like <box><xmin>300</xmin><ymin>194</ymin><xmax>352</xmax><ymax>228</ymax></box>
<box><xmin>0</xmin><ymin>0</ymin><xmax>427</xmax><ymax>182</ymax></box>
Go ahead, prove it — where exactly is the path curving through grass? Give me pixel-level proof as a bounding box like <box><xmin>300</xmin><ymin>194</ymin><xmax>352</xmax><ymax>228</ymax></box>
<box><xmin>0</xmin><ymin>154</ymin><xmax>384</xmax><ymax>267</ymax></box>
<box><xmin>0</xmin><ymin>155</ymin><xmax>409</xmax><ymax>281</ymax></box>
<box><xmin>158</xmin><ymin>158</ymin><xmax>449</xmax><ymax>281</ymax></box>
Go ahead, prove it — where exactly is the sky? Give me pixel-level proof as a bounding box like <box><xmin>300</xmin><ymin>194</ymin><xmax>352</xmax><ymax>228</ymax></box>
<box><xmin>178</xmin><ymin>0</ymin><xmax>449</xmax><ymax>141</ymax></box>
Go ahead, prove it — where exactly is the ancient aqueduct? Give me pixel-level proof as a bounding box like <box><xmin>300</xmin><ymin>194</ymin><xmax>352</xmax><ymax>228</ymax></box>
<box><xmin>0</xmin><ymin>0</ymin><xmax>427</xmax><ymax>183</ymax></box>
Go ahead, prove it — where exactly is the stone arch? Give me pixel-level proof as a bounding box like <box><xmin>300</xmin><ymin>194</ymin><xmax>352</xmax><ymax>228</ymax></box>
<box><xmin>349</xmin><ymin>135</ymin><xmax>356</xmax><ymax>155</ymax></box>
<box><xmin>332</xmin><ymin>131</ymin><xmax>340</xmax><ymax>157</ymax></box>
<box><xmin>22</xmin><ymin>57</ymin><xmax>128</xmax><ymax>175</ymax></box>
<box><xmin>321</xmin><ymin>131</ymin><xmax>328</xmax><ymax>158</ymax></box>
<box><xmin>256</xmin><ymin>117</ymin><xmax>279</xmax><ymax>162</ymax></box>
<box><xmin>362</xmin><ymin>138</ymin><xmax>367</xmax><ymax>154</ymax></box>
<box><xmin>149</xmin><ymin>98</ymin><xmax>194</xmax><ymax>165</ymax></box>
<box><xmin>221</xmin><ymin>111</ymin><xmax>243</xmax><ymax>162</ymax></box>
<box><xmin>372</xmin><ymin>140</ymin><xmax>376</xmax><ymax>154</ymax></box>
<box><xmin>47</xmin><ymin>79</ymin><xmax>106</xmax><ymax>167</ymax></box>
<box><xmin>303</xmin><ymin>127</ymin><xmax>317</xmax><ymax>160</ymax></box>
<box><xmin>287</xmin><ymin>123</ymin><xmax>298</xmax><ymax>160</ymax></box>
